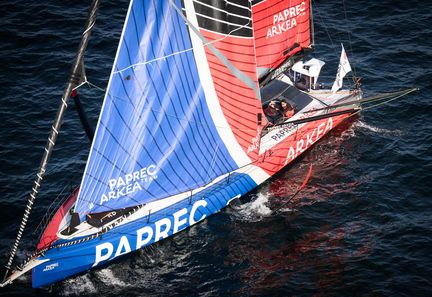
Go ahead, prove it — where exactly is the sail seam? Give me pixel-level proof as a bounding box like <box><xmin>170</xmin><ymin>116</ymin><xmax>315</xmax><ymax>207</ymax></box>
<box><xmin>169</xmin><ymin>4</ymin><xmax>232</xmax><ymax>172</ymax></box>
<box><xmin>172</xmin><ymin>1</ymin><xmax>260</xmax><ymax>98</ymax></box>
<box><xmin>113</xmin><ymin>27</ymin><xmax>254</xmax><ymax>75</ymax></box>
<box><xmin>194</xmin><ymin>0</ymin><xmax>252</xmax><ymax>20</ymax></box>
<box><xmin>195</xmin><ymin>12</ymin><xmax>252</xmax><ymax>29</ymax></box>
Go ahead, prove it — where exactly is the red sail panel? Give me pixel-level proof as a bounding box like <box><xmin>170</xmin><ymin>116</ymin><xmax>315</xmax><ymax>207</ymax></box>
<box><xmin>252</xmin><ymin>0</ymin><xmax>311</xmax><ymax>78</ymax></box>
<box><xmin>200</xmin><ymin>29</ymin><xmax>263</xmax><ymax>161</ymax></box>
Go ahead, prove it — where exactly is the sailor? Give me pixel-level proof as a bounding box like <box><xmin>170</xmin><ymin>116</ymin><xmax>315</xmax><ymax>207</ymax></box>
<box><xmin>263</xmin><ymin>100</ymin><xmax>282</xmax><ymax>124</ymax></box>
<box><xmin>280</xmin><ymin>99</ymin><xmax>295</xmax><ymax>119</ymax></box>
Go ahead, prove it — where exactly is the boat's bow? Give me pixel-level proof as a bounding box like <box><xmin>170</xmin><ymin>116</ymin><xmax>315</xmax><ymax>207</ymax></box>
<box><xmin>0</xmin><ymin>257</ymin><xmax>49</xmax><ymax>287</ymax></box>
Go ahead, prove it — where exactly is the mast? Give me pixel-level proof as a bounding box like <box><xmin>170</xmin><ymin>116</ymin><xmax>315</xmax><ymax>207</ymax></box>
<box><xmin>3</xmin><ymin>0</ymin><xmax>101</xmax><ymax>280</ymax></box>
<box><xmin>310</xmin><ymin>0</ymin><xmax>315</xmax><ymax>48</ymax></box>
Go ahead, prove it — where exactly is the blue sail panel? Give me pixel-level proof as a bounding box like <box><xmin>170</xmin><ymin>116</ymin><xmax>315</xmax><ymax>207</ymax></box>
<box><xmin>74</xmin><ymin>0</ymin><xmax>242</xmax><ymax>218</ymax></box>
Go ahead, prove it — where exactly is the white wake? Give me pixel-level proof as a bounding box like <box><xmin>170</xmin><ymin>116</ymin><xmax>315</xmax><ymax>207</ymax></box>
<box><xmin>354</xmin><ymin>120</ymin><xmax>403</xmax><ymax>135</ymax></box>
<box><xmin>231</xmin><ymin>193</ymin><xmax>272</xmax><ymax>222</ymax></box>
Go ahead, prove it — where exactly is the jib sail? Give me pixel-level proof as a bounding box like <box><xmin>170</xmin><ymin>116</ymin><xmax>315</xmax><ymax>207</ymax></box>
<box><xmin>73</xmin><ymin>0</ymin><xmax>263</xmax><ymax>220</ymax></box>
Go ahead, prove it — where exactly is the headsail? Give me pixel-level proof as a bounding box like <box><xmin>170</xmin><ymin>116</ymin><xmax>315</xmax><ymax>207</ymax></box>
<box><xmin>251</xmin><ymin>0</ymin><xmax>312</xmax><ymax>79</ymax></box>
<box><xmin>73</xmin><ymin>0</ymin><xmax>263</xmax><ymax>220</ymax></box>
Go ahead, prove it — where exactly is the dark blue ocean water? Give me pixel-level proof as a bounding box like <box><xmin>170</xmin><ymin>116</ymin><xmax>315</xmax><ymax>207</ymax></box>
<box><xmin>0</xmin><ymin>0</ymin><xmax>431</xmax><ymax>296</ymax></box>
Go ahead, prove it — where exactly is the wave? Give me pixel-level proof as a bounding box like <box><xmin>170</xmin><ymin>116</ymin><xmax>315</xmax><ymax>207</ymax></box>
<box><xmin>61</xmin><ymin>274</ymin><xmax>97</xmax><ymax>296</ymax></box>
<box><xmin>95</xmin><ymin>268</ymin><xmax>128</xmax><ymax>287</ymax></box>
<box><xmin>230</xmin><ymin>193</ymin><xmax>272</xmax><ymax>222</ymax></box>
<box><xmin>354</xmin><ymin>120</ymin><xmax>403</xmax><ymax>136</ymax></box>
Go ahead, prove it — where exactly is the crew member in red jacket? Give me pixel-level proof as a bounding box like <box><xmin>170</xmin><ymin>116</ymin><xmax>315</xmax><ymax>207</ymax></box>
<box><xmin>264</xmin><ymin>100</ymin><xmax>282</xmax><ymax>124</ymax></box>
<box><xmin>280</xmin><ymin>99</ymin><xmax>295</xmax><ymax>119</ymax></box>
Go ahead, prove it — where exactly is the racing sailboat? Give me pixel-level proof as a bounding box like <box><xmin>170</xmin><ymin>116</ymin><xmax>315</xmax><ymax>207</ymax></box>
<box><xmin>1</xmin><ymin>0</ymin><xmax>415</xmax><ymax>288</ymax></box>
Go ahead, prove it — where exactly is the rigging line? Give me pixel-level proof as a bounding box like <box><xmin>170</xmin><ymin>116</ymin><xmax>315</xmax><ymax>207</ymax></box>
<box><xmin>123</xmin><ymin>4</ymin><xmax>206</xmax><ymax>186</ymax></box>
<box><xmin>309</xmin><ymin>94</ymin><xmax>330</xmax><ymax>107</ymax></box>
<box><xmin>86</xmin><ymin>81</ymin><xmax>105</xmax><ymax>92</ymax></box>
<box><xmin>169</xmin><ymin>9</ymin><xmax>231</xmax><ymax>173</ymax></box>
<box><xmin>32</xmin><ymin>181</ymin><xmax>73</xmax><ymax>235</ymax></box>
<box><xmin>194</xmin><ymin>1</ymin><xmax>252</xmax><ymax>22</ymax></box>
<box><xmin>166</xmin><ymin>6</ymin><xmax>231</xmax><ymax>174</ymax></box>
<box><xmin>204</xmin><ymin>143</ymin><xmax>220</xmax><ymax>184</ymax></box>
<box><xmin>55</xmin><ymin>169</ymin><xmax>246</xmax><ymax>244</ymax></box>
<box><xmin>310</xmin><ymin>0</ymin><xmax>315</xmax><ymax>47</ymax></box>
<box><xmin>26</xmin><ymin>90</ymin><xmax>419</xmax><ymax>266</ymax></box>
<box><xmin>311</xmin><ymin>0</ymin><xmax>339</xmax><ymax>59</ymax></box>
<box><xmin>113</xmin><ymin>17</ymin><xmax>252</xmax><ymax>75</ymax></box>
<box><xmin>2</xmin><ymin>0</ymin><xmax>101</xmax><ymax>281</ymax></box>
<box><xmin>73</xmin><ymin>81</ymin><xmax>88</xmax><ymax>91</ymax></box>
<box><xmin>226</xmin><ymin>0</ymin><xmax>252</xmax><ymax>12</ymax></box>
<box><xmin>311</xmin><ymin>88</ymin><xmax>418</xmax><ymax>113</ymax></box>
<box><xmin>148</xmin><ymin>0</ymin><xmax>218</xmax><ymax>183</ymax></box>
<box><xmin>348</xmin><ymin>88</ymin><xmax>418</xmax><ymax>117</ymax></box>
<box><xmin>341</xmin><ymin>0</ymin><xmax>357</xmax><ymax>77</ymax></box>
<box><xmin>72</xmin><ymin>78</ymin><xmax>106</xmax><ymax>92</ymax></box>
<box><xmin>107</xmin><ymin>93</ymin><xmax>259</xmax><ymax>133</ymax></box>
<box><xmin>311</xmin><ymin>0</ymin><xmax>356</xmax><ymax>84</ymax></box>
<box><xmin>296</xmin><ymin>88</ymin><xmax>419</xmax><ymax>140</ymax></box>
<box><xmin>195</xmin><ymin>12</ymin><xmax>252</xmax><ymax>28</ymax></box>
<box><xmin>79</xmin><ymin>81</ymin><xmax>106</xmax><ymax>92</ymax></box>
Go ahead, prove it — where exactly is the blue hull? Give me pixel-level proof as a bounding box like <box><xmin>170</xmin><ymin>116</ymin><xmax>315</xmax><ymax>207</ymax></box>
<box><xmin>32</xmin><ymin>172</ymin><xmax>257</xmax><ymax>288</ymax></box>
